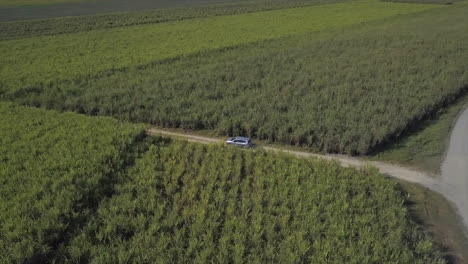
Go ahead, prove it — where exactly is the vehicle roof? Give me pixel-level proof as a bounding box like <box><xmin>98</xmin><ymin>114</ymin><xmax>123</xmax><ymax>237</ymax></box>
<box><xmin>233</xmin><ymin>137</ymin><xmax>251</xmax><ymax>141</ymax></box>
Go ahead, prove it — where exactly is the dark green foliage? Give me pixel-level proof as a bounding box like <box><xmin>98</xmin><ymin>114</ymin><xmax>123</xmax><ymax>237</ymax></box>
<box><xmin>9</xmin><ymin>3</ymin><xmax>468</xmax><ymax>154</ymax></box>
<box><xmin>66</xmin><ymin>141</ymin><xmax>445</xmax><ymax>263</ymax></box>
<box><xmin>0</xmin><ymin>0</ymin><xmax>346</xmax><ymax>39</ymax></box>
<box><xmin>0</xmin><ymin>102</ymin><xmax>145</xmax><ymax>263</ymax></box>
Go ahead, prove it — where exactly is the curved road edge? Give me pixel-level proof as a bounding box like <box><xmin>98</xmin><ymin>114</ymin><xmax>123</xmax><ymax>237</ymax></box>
<box><xmin>441</xmin><ymin>107</ymin><xmax>468</xmax><ymax>238</ymax></box>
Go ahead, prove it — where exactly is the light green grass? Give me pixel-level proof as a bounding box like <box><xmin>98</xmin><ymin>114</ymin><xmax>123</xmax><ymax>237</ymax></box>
<box><xmin>0</xmin><ymin>0</ymin><xmax>438</xmax><ymax>90</ymax></box>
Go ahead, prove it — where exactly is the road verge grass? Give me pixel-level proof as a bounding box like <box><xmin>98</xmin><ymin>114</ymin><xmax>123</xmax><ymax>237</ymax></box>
<box><xmin>396</xmin><ymin>180</ymin><xmax>468</xmax><ymax>264</ymax></box>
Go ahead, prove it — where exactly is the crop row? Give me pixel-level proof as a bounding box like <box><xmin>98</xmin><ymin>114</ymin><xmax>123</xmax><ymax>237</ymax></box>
<box><xmin>0</xmin><ymin>0</ymin><xmax>436</xmax><ymax>90</ymax></box>
<box><xmin>0</xmin><ymin>103</ymin><xmax>447</xmax><ymax>262</ymax></box>
<box><xmin>0</xmin><ymin>102</ymin><xmax>145</xmax><ymax>263</ymax></box>
<box><xmin>0</xmin><ymin>0</ymin><xmax>346</xmax><ymax>40</ymax></box>
<box><xmin>65</xmin><ymin>140</ymin><xmax>444</xmax><ymax>263</ymax></box>
<box><xmin>7</xmin><ymin>2</ymin><xmax>467</xmax><ymax>154</ymax></box>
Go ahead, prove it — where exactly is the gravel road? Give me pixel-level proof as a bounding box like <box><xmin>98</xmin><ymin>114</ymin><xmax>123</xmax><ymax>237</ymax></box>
<box><xmin>441</xmin><ymin>107</ymin><xmax>468</xmax><ymax>237</ymax></box>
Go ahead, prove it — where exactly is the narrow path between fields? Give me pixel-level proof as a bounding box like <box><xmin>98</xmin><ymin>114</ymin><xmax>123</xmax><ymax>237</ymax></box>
<box><xmin>147</xmin><ymin>123</ymin><xmax>467</xmax><ymax>236</ymax></box>
<box><xmin>147</xmin><ymin>128</ymin><xmax>441</xmax><ymax>189</ymax></box>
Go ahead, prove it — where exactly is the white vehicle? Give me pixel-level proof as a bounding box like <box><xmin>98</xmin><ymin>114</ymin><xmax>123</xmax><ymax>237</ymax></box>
<box><xmin>225</xmin><ymin>137</ymin><xmax>253</xmax><ymax>148</ymax></box>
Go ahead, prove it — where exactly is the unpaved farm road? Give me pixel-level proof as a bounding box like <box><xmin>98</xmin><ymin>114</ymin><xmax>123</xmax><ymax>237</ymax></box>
<box><xmin>147</xmin><ymin>117</ymin><xmax>468</xmax><ymax>237</ymax></box>
<box><xmin>441</xmin><ymin>107</ymin><xmax>468</xmax><ymax>237</ymax></box>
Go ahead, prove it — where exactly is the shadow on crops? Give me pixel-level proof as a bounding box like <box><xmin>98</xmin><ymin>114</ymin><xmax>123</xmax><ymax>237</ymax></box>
<box><xmin>394</xmin><ymin>181</ymin><xmax>461</xmax><ymax>264</ymax></box>
<box><xmin>42</xmin><ymin>133</ymin><xmax>172</xmax><ymax>263</ymax></box>
<box><xmin>368</xmin><ymin>84</ymin><xmax>468</xmax><ymax>157</ymax></box>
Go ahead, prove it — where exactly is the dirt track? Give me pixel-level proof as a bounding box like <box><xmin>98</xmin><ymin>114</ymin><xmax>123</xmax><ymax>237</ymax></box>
<box><xmin>147</xmin><ymin>128</ymin><xmax>441</xmax><ymax>189</ymax></box>
<box><xmin>147</xmin><ymin>124</ymin><xmax>467</xmax><ymax>235</ymax></box>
